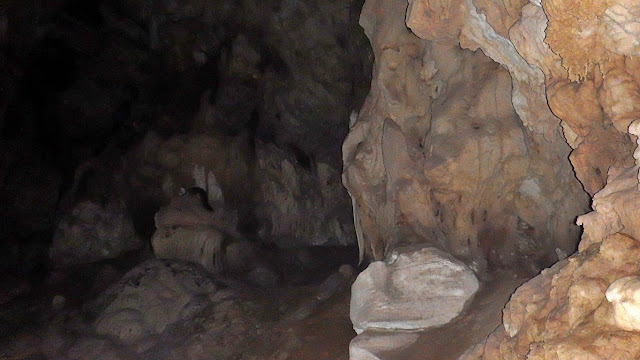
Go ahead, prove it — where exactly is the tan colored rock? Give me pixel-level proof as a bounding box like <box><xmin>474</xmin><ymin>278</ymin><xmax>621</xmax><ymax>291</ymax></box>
<box><xmin>547</xmin><ymin>79</ymin><xmax>603</xmax><ymax>137</ymax></box>
<box><xmin>576</xmin><ymin>122</ymin><xmax>640</xmax><ymax>249</ymax></box>
<box><xmin>509</xmin><ymin>3</ymin><xmax>566</xmax><ymax>80</ymax></box>
<box><xmin>569</xmin><ymin>128</ymin><xmax>635</xmax><ymax>196</ymax></box>
<box><xmin>469</xmin><ymin>119</ymin><xmax>640</xmax><ymax>358</ymax></box>
<box><xmin>458</xmin><ymin>0</ymin><xmax>559</xmax><ymax>138</ymax></box>
<box><xmin>606</xmin><ymin>276</ymin><xmax>640</xmax><ymax>332</ymax></box>
<box><xmin>405</xmin><ymin>0</ymin><xmax>464</xmax><ymax>42</ymax></box>
<box><xmin>473</xmin><ymin>0</ymin><xmax>527</xmax><ymax>38</ymax></box>
<box><xmin>346</xmin><ymin>0</ymin><xmax>588</xmax><ymax>272</ymax></box>
<box><xmin>467</xmin><ymin>233</ymin><xmax>640</xmax><ymax>359</ymax></box>
<box><xmin>351</xmin><ymin>0</ymin><xmax>640</xmax><ymax>357</ymax></box>
<box><xmin>599</xmin><ymin>59</ymin><xmax>640</xmax><ymax>133</ymax></box>
<box><xmin>506</xmin><ymin>1</ymin><xmax>639</xmax><ymax>197</ymax></box>
<box><xmin>601</xmin><ymin>1</ymin><xmax>640</xmax><ymax>57</ymax></box>
<box><xmin>543</xmin><ymin>0</ymin><xmax>613</xmax><ymax>78</ymax></box>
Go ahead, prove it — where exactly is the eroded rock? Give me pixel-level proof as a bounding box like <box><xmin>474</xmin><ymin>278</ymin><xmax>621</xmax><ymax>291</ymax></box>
<box><xmin>350</xmin><ymin>245</ymin><xmax>478</xmax><ymax>334</ymax></box>
<box><xmin>606</xmin><ymin>276</ymin><xmax>640</xmax><ymax>332</ymax></box>
<box><xmin>91</xmin><ymin>259</ymin><xmax>218</xmax><ymax>346</ymax></box>
<box><xmin>256</xmin><ymin>141</ymin><xmax>355</xmax><ymax>248</ymax></box>
<box><xmin>50</xmin><ymin>200</ymin><xmax>142</xmax><ymax>266</ymax></box>
<box><xmin>466</xmin><ymin>233</ymin><xmax>640</xmax><ymax>359</ymax></box>
<box><xmin>468</xmin><ymin>122</ymin><xmax>640</xmax><ymax>358</ymax></box>
<box><xmin>344</xmin><ymin>0</ymin><xmax>589</xmax><ymax>273</ymax></box>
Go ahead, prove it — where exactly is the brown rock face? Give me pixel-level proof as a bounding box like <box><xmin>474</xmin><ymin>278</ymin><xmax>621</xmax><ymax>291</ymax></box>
<box><xmin>435</xmin><ymin>0</ymin><xmax>640</xmax><ymax>356</ymax></box>
<box><xmin>343</xmin><ymin>0</ymin><xmax>589</xmax><ymax>273</ymax></box>
<box><xmin>467</xmin><ymin>233</ymin><xmax>640</xmax><ymax>359</ymax></box>
<box><xmin>347</xmin><ymin>0</ymin><xmax>640</xmax><ymax>353</ymax></box>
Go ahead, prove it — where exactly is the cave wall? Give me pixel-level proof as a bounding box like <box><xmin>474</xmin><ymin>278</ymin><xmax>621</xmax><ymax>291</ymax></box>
<box><xmin>343</xmin><ymin>0</ymin><xmax>592</xmax><ymax>273</ymax></box>
<box><xmin>0</xmin><ymin>0</ymin><xmax>372</xmax><ymax>270</ymax></box>
<box><xmin>346</xmin><ymin>0</ymin><xmax>640</xmax><ymax>357</ymax></box>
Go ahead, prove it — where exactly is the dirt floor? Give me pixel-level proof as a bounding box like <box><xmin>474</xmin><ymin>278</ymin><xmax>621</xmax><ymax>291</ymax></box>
<box><xmin>0</xmin><ymin>258</ymin><xmax>526</xmax><ymax>360</ymax></box>
<box><xmin>0</xmin><ymin>256</ymin><xmax>357</xmax><ymax>360</ymax></box>
<box><xmin>389</xmin><ymin>273</ymin><xmax>526</xmax><ymax>360</ymax></box>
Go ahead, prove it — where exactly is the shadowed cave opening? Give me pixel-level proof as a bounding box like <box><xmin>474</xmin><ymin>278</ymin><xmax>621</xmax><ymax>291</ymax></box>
<box><xmin>2</xmin><ymin>0</ymin><xmax>627</xmax><ymax>358</ymax></box>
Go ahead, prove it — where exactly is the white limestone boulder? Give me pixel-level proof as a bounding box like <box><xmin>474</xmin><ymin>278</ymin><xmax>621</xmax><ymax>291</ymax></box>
<box><xmin>350</xmin><ymin>245</ymin><xmax>479</xmax><ymax>334</ymax></box>
<box><xmin>349</xmin><ymin>330</ymin><xmax>419</xmax><ymax>360</ymax></box>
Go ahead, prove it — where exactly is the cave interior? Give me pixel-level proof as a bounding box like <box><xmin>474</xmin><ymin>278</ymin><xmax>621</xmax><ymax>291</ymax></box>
<box><xmin>2</xmin><ymin>0</ymin><xmax>640</xmax><ymax>359</ymax></box>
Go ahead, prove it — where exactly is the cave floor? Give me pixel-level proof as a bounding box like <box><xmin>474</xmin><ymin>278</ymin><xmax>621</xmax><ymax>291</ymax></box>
<box><xmin>0</xmin><ymin>263</ymin><xmax>525</xmax><ymax>360</ymax></box>
<box><xmin>390</xmin><ymin>272</ymin><xmax>526</xmax><ymax>359</ymax></box>
<box><xmin>0</xmin><ymin>258</ymin><xmax>355</xmax><ymax>360</ymax></box>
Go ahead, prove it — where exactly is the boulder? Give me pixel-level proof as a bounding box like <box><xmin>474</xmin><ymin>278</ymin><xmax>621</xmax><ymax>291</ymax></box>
<box><xmin>350</xmin><ymin>245</ymin><xmax>479</xmax><ymax>334</ymax></box>
<box><xmin>92</xmin><ymin>259</ymin><xmax>218</xmax><ymax>346</ymax></box>
<box><xmin>50</xmin><ymin>200</ymin><xmax>142</xmax><ymax>266</ymax></box>
<box><xmin>151</xmin><ymin>189</ymin><xmax>231</xmax><ymax>273</ymax></box>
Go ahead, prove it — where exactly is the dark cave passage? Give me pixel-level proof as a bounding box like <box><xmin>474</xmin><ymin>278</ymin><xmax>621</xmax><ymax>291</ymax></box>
<box><xmin>1</xmin><ymin>1</ymin><xmax>371</xmax><ymax>357</ymax></box>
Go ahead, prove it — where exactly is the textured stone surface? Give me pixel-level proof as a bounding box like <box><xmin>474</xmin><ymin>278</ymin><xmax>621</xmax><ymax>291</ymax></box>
<box><xmin>256</xmin><ymin>141</ymin><xmax>355</xmax><ymax>247</ymax></box>
<box><xmin>466</xmin><ymin>123</ymin><xmax>640</xmax><ymax>358</ymax></box>
<box><xmin>350</xmin><ymin>246</ymin><xmax>478</xmax><ymax>334</ymax></box>
<box><xmin>151</xmin><ymin>191</ymin><xmax>230</xmax><ymax>273</ymax></box>
<box><xmin>92</xmin><ymin>259</ymin><xmax>218</xmax><ymax>345</ymax></box>
<box><xmin>50</xmin><ymin>200</ymin><xmax>142</xmax><ymax>266</ymax></box>
<box><xmin>606</xmin><ymin>276</ymin><xmax>640</xmax><ymax>332</ymax></box>
<box><xmin>348</xmin><ymin>0</ymin><xmax>640</xmax><ymax>357</ymax></box>
<box><xmin>576</xmin><ymin>119</ymin><xmax>640</xmax><ymax>250</ymax></box>
<box><xmin>152</xmin><ymin>226</ymin><xmax>225</xmax><ymax>273</ymax></box>
<box><xmin>344</xmin><ymin>0</ymin><xmax>588</xmax><ymax>272</ymax></box>
<box><xmin>465</xmin><ymin>233</ymin><xmax>640</xmax><ymax>360</ymax></box>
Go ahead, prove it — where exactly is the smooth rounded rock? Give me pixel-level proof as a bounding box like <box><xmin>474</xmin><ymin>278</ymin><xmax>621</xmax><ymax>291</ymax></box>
<box><xmin>350</xmin><ymin>245</ymin><xmax>479</xmax><ymax>334</ymax></box>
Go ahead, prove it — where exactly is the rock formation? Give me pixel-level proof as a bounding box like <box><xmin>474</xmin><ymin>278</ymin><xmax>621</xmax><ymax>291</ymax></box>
<box><xmin>50</xmin><ymin>200</ymin><xmax>142</xmax><ymax>266</ymax></box>
<box><xmin>4</xmin><ymin>0</ymin><xmax>640</xmax><ymax>358</ymax></box>
<box><xmin>345</xmin><ymin>0</ymin><xmax>640</xmax><ymax>358</ymax></box>
<box><xmin>464</xmin><ymin>122</ymin><xmax>640</xmax><ymax>359</ymax></box>
<box><xmin>92</xmin><ymin>259</ymin><xmax>219</xmax><ymax>347</ymax></box>
<box><xmin>0</xmin><ymin>0</ymin><xmax>372</xmax><ymax>271</ymax></box>
<box><xmin>350</xmin><ymin>245</ymin><xmax>478</xmax><ymax>334</ymax></box>
<box><xmin>344</xmin><ymin>0</ymin><xmax>590</xmax><ymax>275</ymax></box>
